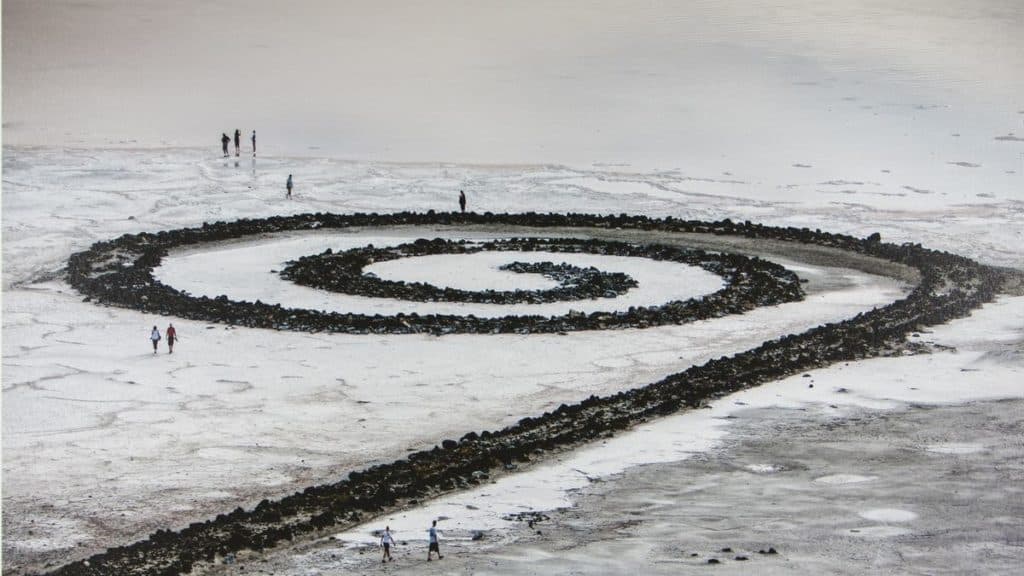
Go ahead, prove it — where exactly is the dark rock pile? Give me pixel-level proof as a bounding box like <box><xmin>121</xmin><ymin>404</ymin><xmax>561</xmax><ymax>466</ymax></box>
<box><xmin>49</xmin><ymin>212</ymin><xmax>1012</xmax><ymax>576</ymax></box>
<box><xmin>280</xmin><ymin>238</ymin><xmax>642</xmax><ymax>304</ymax></box>
<box><xmin>67</xmin><ymin>218</ymin><xmax>805</xmax><ymax>334</ymax></box>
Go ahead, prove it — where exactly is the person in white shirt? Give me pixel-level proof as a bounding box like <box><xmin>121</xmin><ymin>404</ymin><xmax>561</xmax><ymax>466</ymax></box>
<box><xmin>380</xmin><ymin>526</ymin><xmax>396</xmax><ymax>563</ymax></box>
<box><xmin>150</xmin><ymin>326</ymin><xmax>161</xmax><ymax>354</ymax></box>
<box><xmin>427</xmin><ymin>520</ymin><xmax>443</xmax><ymax>561</ymax></box>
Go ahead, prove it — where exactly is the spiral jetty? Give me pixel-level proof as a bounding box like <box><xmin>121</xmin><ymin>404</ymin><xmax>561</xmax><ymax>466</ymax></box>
<box><xmin>51</xmin><ymin>212</ymin><xmax>1012</xmax><ymax>576</ymax></box>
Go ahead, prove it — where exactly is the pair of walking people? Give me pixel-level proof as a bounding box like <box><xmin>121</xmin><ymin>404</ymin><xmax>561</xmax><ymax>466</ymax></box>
<box><xmin>150</xmin><ymin>324</ymin><xmax>177</xmax><ymax>354</ymax></box>
<box><xmin>379</xmin><ymin>520</ymin><xmax>443</xmax><ymax>563</ymax></box>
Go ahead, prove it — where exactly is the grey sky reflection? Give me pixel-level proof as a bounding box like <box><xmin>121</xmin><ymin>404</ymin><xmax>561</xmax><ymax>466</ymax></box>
<box><xmin>3</xmin><ymin>0</ymin><xmax>1022</xmax><ymax>169</ymax></box>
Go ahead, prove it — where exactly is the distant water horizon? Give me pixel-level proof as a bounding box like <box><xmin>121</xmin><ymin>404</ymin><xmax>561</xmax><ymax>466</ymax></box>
<box><xmin>4</xmin><ymin>1</ymin><xmax>1022</xmax><ymax>180</ymax></box>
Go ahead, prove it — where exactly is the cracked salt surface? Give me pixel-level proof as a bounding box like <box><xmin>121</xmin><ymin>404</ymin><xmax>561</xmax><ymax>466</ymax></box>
<box><xmin>3</xmin><ymin>144</ymin><xmax>1023</xmax><ymax>574</ymax></box>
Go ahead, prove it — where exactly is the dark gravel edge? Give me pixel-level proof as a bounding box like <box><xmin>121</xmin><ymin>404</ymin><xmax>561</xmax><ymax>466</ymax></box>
<box><xmin>67</xmin><ymin>214</ymin><xmax>804</xmax><ymax>334</ymax></box>
<box><xmin>279</xmin><ymin>238</ymin><xmax>643</xmax><ymax>304</ymax></box>
<box><xmin>47</xmin><ymin>212</ymin><xmax>1010</xmax><ymax>576</ymax></box>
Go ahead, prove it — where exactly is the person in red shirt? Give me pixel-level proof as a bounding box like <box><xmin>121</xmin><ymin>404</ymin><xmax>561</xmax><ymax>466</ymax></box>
<box><xmin>166</xmin><ymin>324</ymin><xmax>177</xmax><ymax>354</ymax></box>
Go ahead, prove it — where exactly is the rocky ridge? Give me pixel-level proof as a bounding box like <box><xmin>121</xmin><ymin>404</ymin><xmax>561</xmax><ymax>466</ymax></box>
<box><xmin>279</xmin><ymin>237</ymin><xmax>644</xmax><ymax>304</ymax></box>
<box><xmin>67</xmin><ymin>213</ymin><xmax>804</xmax><ymax>334</ymax></box>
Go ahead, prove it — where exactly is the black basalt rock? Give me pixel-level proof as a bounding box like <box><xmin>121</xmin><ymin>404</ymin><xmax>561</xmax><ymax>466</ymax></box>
<box><xmin>68</xmin><ymin>221</ymin><xmax>805</xmax><ymax>336</ymax></box>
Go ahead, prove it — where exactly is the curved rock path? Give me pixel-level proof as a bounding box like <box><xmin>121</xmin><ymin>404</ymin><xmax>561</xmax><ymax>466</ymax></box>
<box><xmin>45</xmin><ymin>213</ymin><xmax>1016</xmax><ymax>576</ymax></box>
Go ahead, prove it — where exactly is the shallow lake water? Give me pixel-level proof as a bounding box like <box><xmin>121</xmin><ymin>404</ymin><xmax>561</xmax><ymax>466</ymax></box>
<box><xmin>5</xmin><ymin>1</ymin><xmax>1023</xmax><ymax>188</ymax></box>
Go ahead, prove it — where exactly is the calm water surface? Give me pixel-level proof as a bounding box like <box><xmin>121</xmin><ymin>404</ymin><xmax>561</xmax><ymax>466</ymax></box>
<box><xmin>4</xmin><ymin>0</ymin><xmax>1022</xmax><ymax>182</ymax></box>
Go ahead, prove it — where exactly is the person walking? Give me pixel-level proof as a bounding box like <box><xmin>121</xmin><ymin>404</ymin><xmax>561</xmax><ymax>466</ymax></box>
<box><xmin>380</xmin><ymin>526</ymin><xmax>396</xmax><ymax>563</ymax></box>
<box><xmin>458</xmin><ymin>190</ymin><xmax>466</xmax><ymax>213</ymax></box>
<box><xmin>251</xmin><ymin>130</ymin><xmax>256</xmax><ymax>157</ymax></box>
<box><xmin>286</xmin><ymin>174</ymin><xmax>293</xmax><ymax>198</ymax></box>
<box><xmin>165</xmin><ymin>324</ymin><xmax>177</xmax><ymax>354</ymax></box>
<box><xmin>427</xmin><ymin>520</ymin><xmax>443</xmax><ymax>561</ymax></box>
<box><xmin>150</xmin><ymin>326</ymin><xmax>161</xmax><ymax>354</ymax></box>
<box><xmin>234</xmin><ymin>129</ymin><xmax>241</xmax><ymax>157</ymax></box>
<box><xmin>221</xmin><ymin>133</ymin><xmax>230</xmax><ymax>157</ymax></box>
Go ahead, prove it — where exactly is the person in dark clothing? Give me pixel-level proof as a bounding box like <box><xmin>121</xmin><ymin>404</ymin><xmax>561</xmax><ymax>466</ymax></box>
<box><xmin>221</xmin><ymin>133</ymin><xmax>230</xmax><ymax>157</ymax></box>
<box><xmin>251</xmin><ymin>130</ymin><xmax>256</xmax><ymax>157</ymax></box>
<box><xmin>165</xmin><ymin>324</ymin><xmax>177</xmax><ymax>354</ymax></box>
<box><xmin>286</xmin><ymin>174</ymin><xmax>293</xmax><ymax>198</ymax></box>
<box><xmin>234</xmin><ymin>129</ymin><xmax>241</xmax><ymax>156</ymax></box>
<box><xmin>458</xmin><ymin>190</ymin><xmax>466</xmax><ymax>213</ymax></box>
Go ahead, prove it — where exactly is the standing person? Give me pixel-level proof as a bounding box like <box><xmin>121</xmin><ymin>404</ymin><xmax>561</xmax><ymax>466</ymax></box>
<box><xmin>458</xmin><ymin>190</ymin><xmax>466</xmax><ymax>213</ymax></box>
<box><xmin>427</xmin><ymin>520</ymin><xmax>443</xmax><ymax>561</ymax></box>
<box><xmin>234</xmin><ymin>129</ymin><xmax>241</xmax><ymax>156</ymax></box>
<box><xmin>286</xmin><ymin>174</ymin><xmax>293</xmax><ymax>198</ymax></box>
<box><xmin>165</xmin><ymin>324</ymin><xmax>177</xmax><ymax>354</ymax></box>
<box><xmin>221</xmin><ymin>133</ymin><xmax>230</xmax><ymax>157</ymax></box>
<box><xmin>251</xmin><ymin>130</ymin><xmax>256</xmax><ymax>157</ymax></box>
<box><xmin>150</xmin><ymin>326</ymin><xmax>161</xmax><ymax>354</ymax></box>
<box><xmin>380</xmin><ymin>526</ymin><xmax>396</xmax><ymax>563</ymax></box>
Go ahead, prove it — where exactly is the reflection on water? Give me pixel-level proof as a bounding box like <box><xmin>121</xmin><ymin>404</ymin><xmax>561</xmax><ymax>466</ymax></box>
<box><xmin>3</xmin><ymin>1</ymin><xmax>1022</xmax><ymax>181</ymax></box>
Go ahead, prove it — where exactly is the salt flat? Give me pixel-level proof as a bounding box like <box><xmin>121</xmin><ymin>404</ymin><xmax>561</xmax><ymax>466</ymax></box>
<box><xmin>3</xmin><ymin>148</ymin><xmax>1021</xmax><ymax>575</ymax></box>
<box><xmin>3</xmin><ymin>1</ymin><xmax>1023</xmax><ymax>574</ymax></box>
